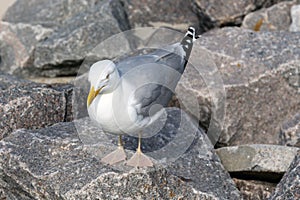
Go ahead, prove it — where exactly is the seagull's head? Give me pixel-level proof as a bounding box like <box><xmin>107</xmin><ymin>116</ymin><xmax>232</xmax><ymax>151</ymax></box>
<box><xmin>87</xmin><ymin>60</ymin><xmax>120</xmax><ymax>107</ymax></box>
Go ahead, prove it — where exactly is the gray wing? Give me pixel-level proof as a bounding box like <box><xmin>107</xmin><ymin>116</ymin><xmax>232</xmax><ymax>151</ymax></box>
<box><xmin>116</xmin><ymin>44</ymin><xmax>185</xmax><ymax>118</ymax></box>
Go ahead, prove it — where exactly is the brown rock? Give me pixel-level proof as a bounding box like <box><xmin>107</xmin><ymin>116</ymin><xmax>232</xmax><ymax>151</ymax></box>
<box><xmin>233</xmin><ymin>178</ymin><xmax>276</xmax><ymax>200</ymax></box>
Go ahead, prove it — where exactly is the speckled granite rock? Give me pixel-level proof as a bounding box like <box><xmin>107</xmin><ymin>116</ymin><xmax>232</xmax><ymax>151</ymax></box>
<box><xmin>269</xmin><ymin>152</ymin><xmax>300</xmax><ymax>199</ymax></box>
<box><xmin>216</xmin><ymin>145</ymin><xmax>299</xmax><ymax>181</ymax></box>
<box><xmin>122</xmin><ymin>0</ymin><xmax>203</xmax><ymax>32</ymax></box>
<box><xmin>242</xmin><ymin>1</ymin><xmax>298</xmax><ymax>31</ymax></box>
<box><xmin>0</xmin><ymin>73</ymin><xmax>73</xmax><ymax>139</ymax></box>
<box><xmin>280</xmin><ymin>113</ymin><xmax>300</xmax><ymax>147</ymax></box>
<box><xmin>1</xmin><ymin>0</ymin><xmax>131</xmax><ymax>78</ymax></box>
<box><xmin>178</xmin><ymin>27</ymin><xmax>300</xmax><ymax>146</ymax></box>
<box><xmin>290</xmin><ymin>4</ymin><xmax>300</xmax><ymax>32</ymax></box>
<box><xmin>0</xmin><ymin>114</ymin><xmax>241</xmax><ymax>199</ymax></box>
<box><xmin>233</xmin><ymin>178</ymin><xmax>276</xmax><ymax>200</ymax></box>
<box><xmin>0</xmin><ymin>21</ymin><xmax>52</xmax><ymax>75</ymax></box>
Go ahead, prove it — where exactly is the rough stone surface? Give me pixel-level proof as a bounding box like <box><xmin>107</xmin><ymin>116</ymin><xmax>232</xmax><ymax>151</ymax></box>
<box><xmin>194</xmin><ymin>0</ymin><xmax>289</xmax><ymax>27</ymax></box>
<box><xmin>269</xmin><ymin>152</ymin><xmax>300</xmax><ymax>199</ymax></box>
<box><xmin>123</xmin><ymin>0</ymin><xmax>203</xmax><ymax>32</ymax></box>
<box><xmin>280</xmin><ymin>113</ymin><xmax>300</xmax><ymax>147</ymax></box>
<box><xmin>178</xmin><ymin>27</ymin><xmax>300</xmax><ymax>146</ymax></box>
<box><xmin>242</xmin><ymin>1</ymin><xmax>298</xmax><ymax>31</ymax></box>
<box><xmin>0</xmin><ymin>113</ymin><xmax>241</xmax><ymax>199</ymax></box>
<box><xmin>0</xmin><ymin>72</ymin><xmax>73</xmax><ymax>139</ymax></box>
<box><xmin>216</xmin><ymin>144</ymin><xmax>299</xmax><ymax>181</ymax></box>
<box><xmin>1</xmin><ymin>0</ymin><xmax>131</xmax><ymax>78</ymax></box>
<box><xmin>290</xmin><ymin>4</ymin><xmax>300</xmax><ymax>32</ymax></box>
<box><xmin>0</xmin><ymin>21</ymin><xmax>52</xmax><ymax>75</ymax></box>
<box><xmin>233</xmin><ymin>178</ymin><xmax>276</xmax><ymax>200</ymax></box>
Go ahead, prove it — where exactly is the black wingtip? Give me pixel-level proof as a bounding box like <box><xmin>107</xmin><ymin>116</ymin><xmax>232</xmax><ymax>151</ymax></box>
<box><xmin>181</xmin><ymin>27</ymin><xmax>198</xmax><ymax>63</ymax></box>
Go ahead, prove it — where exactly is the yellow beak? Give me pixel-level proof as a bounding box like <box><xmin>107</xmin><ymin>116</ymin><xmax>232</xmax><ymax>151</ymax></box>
<box><xmin>87</xmin><ymin>86</ymin><xmax>101</xmax><ymax>107</ymax></box>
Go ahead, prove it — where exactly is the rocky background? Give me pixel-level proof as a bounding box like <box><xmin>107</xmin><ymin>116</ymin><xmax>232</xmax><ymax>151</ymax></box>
<box><xmin>0</xmin><ymin>0</ymin><xmax>300</xmax><ymax>199</ymax></box>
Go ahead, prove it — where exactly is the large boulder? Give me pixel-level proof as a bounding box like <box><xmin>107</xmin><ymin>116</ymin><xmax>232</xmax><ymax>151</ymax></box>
<box><xmin>0</xmin><ymin>21</ymin><xmax>53</xmax><ymax>75</ymax></box>
<box><xmin>1</xmin><ymin>0</ymin><xmax>131</xmax><ymax>78</ymax></box>
<box><xmin>122</xmin><ymin>0</ymin><xmax>203</xmax><ymax>32</ymax></box>
<box><xmin>0</xmin><ymin>72</ymin><xmax>73</xmax><ymax>139</ymax></box>
<box><xmin>0</xmin><ymin>113</ymin><xmax>241</xmax><ymax>199</ymax></box>
<box><xmin>177</xmin><ymin>27</ymin><xmax>300</xmax><ymax>146</ymax></box>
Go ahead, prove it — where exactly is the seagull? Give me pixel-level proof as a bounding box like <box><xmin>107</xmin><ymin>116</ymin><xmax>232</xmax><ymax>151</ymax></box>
<box><xmin>87</xmin><ymin>27</ymin><xmax>198</xmax><ymax>167</ymax></box>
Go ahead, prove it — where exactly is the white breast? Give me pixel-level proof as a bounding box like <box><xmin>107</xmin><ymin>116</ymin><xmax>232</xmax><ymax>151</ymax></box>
<box><xmin>88</xmin><ymin>91</ymin><xmax>142</xmax><ymax>135</ymax></box>
<box><xmin>88</xmin><ymin>92</ymin><xmax>123</xmax><ymax>135</ymax></box>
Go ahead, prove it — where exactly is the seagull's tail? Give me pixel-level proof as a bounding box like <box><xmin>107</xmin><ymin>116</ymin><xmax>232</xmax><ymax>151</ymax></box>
<box><xmin>180</xmin><ymin>27</ymin><xmax>199</xmax><ymax>66</ymax></box>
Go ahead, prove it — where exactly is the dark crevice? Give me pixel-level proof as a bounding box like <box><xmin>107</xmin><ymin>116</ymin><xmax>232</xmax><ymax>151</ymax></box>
<box><xmin>230</xmin><ymin>171</ymin><xmax>283</xmax><ymax>183</ymax></box>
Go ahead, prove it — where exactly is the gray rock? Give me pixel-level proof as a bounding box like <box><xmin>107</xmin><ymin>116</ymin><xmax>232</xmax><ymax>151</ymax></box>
<box><xmin>269</xmin><ymin>152</ymin><xmax>300</xmax><ymax>199</ymax></box>
<box><xmin>0</xmin><ymin>21</ymin><xmax>53</xmax><ymax>75</ymax></box>
<box><xmin>177</xmin><ymin>27</ymin><xmax>300</xmax><ymax>146</ymax></box>
<box><xmin>0</xmin><ymin>72</ymin><xmax>73</xmax><ymax>139</ymax></box>
<box><xmin>280</xmin><ymin>113</ymin><xmax>300</xmax><ymax>147</ymax></box>
<box><xmin>290</xmin><ymin>4</ymin><xmax>300</xmax><ymax>32</ymax></box>
<box><xmin>0</xmin><ymin>72</ymin><xmax>31</xmax><ymax>90</ymax></box>
<box><xmin>32</xmin><ymin>0</ymin><xmax>131</xmax><ymax>78</ymax></box>
<box><xmin>194</xmin><ymin>0</ymin><xmax>289</xmax><ymax>27</ymax></box>
<box><xmin>123</xmin><ymin>0</ymin><xmax>290</xmax><ymax>33</ymax></box>
<box><xmin>233</xmin><ymin>178</ymin><xmax>276</xmax><ymax>200</ymax></box>
<box><xmin>242</xmin><ymin>1</ymin><xmax>298</xmax><ymax>31</ymax></box>
<box><xmin>216</xmin><ymin>144</ymin><xmax>299</xmax><ymax>181</ymax></box>
<box><xmin>0</xmin><ymin>113</ymin><xmax>241</xmax><ymax>199</ymax></box>
<box><xmin>1</xmin><ymin>0</ymin><xmax>131</xmax><ymax>78</ymax></box>
<box><xmin>122</xmin><ymin>0</ymin><xmax>203</xmax><ymax>32</ymax></box>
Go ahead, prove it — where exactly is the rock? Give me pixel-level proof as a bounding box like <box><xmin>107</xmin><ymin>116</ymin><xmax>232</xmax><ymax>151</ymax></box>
<box><xmin>242</xmin><ymin>1</ymin><xmax>298</xmax><ymax>31</ymax></box>
<box><xmin>233</xmin><ymin>178</ymin><xmax>276</xmax><ymax>200</ymax></box>
<box><xmin>178</xmin><ymin>27</ymin><xmax>300</xmax><ymax>146</ymax></box>
<box><xmin>0</xmin><ymin>21</ymin><xmax>53</xmax><ymax>76</ymax></box>
<box><xmin>122</xmin><ymin>0</ymin><xmax>204</xmax><ymax>32</ymax></box>
<box><xmin>269</xmin><ymin>152</ymin><xmax>300</xmax><ymax>199</ymax></box>
<box><xmin>0</xmin><ymin>72</ymin><xmax>30</xmax><ymax>90</ymax></box>
<box><xmin>193</xmin><ymin>0</ymin><xmax>288</xmax><ymax>27</ymax></box>
<box><xmin>1</xmin><ymin>0</ymin><xmax>131</xmax><ymax>78</ymax></box>
<box><xmin>290</xmin><ymin>4</ymin><xmax>300</xmax><ymax>32</ymax></box>
<box><xmin>0</xmin><ymin>112</ymin><xmax>241</xmax><ymax>199</ymax></box>
<box><xmin>216</xmin><ymin>144</ymin><xmax>299</xmax><ymax>181</ymax></box>
<box><xmin>0</xmin><ymin>72</ymin><xmax>73</xmax><ymax>139</ymax></box>
<box><xmin>280</xmin><ymin>113</ymin><xmax>300</xmax><ymax>147</ymax></box>
<box><xmin>124</xmin><ymin>0</ymin><xmax>290</xmax><ymax>33</ymax></box>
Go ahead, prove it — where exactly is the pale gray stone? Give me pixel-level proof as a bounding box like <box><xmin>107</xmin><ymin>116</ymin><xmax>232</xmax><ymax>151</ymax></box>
<box><xmin>290</xmin><ymin>4</ymin><xmax>300</xmax><ymax>32</ymax></box>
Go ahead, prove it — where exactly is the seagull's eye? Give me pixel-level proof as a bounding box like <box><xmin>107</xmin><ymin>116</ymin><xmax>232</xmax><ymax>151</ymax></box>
<box><xmin>106</xmin><ymin>74</ymin><xmax>110</xmax><ymax>79</ymax></box>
